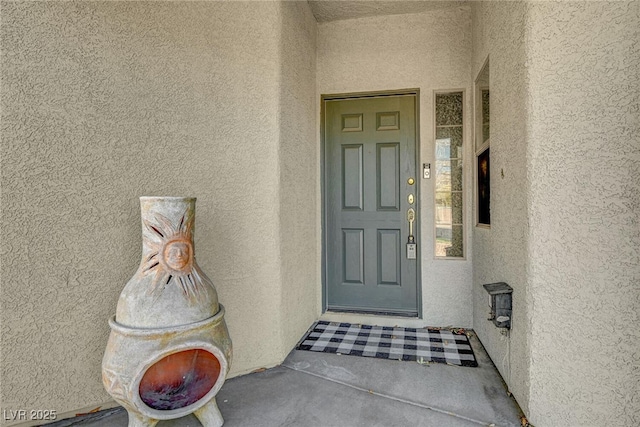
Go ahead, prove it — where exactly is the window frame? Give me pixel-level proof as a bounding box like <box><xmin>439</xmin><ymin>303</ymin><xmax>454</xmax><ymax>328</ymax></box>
<box><xmin>433</xmin><ymin>89</ymin><xmax>467</xmax><ymax>260</ymax></box>
<box><xmin>475</xmin><ymin>57</ymin><xmax>491</xmax><ymax>228</ymax></box>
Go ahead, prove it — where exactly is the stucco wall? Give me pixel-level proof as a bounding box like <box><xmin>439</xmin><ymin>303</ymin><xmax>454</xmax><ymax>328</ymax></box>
<box><xmin>1</xmin><ymin>1</ymin><xmax>317</xmax><ymax>423</ymax></box>
<box><xmin>317</xmin><ymin>6</ymin><xmax>474</xmax><ymax>327</ymax></box>
<box><xmin>277</xmin><ymin>1</ymin><xmax>319</xmax><ymax>358</ymax></box>
<box><xmin>470</xmin><ymin>0</ymin><xmax>531</xmax><ymax>415</ymax></box>
<box><xmin>472</xmin><ymin>0</ymin><xmax>640</xmax><ymax>424</ymax></box>
<box><xmin>525</xmin><ymin>1</ymin><xmax>640</xmax><ymax>425</ymax></box>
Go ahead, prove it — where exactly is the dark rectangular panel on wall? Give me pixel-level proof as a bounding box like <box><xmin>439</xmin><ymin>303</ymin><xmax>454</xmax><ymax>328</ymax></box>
<box><xmin>377</xmin><ymin>229</ymin><xmax>401</xmax><ymax>286</ymax></box>
<box><xmin>377</xmin><ymin>143</ymin><xmax>400</xmax><ymax>211</ymax></box>
<box><xmin>342</xmin><ymin>144</ymin><xmax>363</xmax><ymax>210</ymax></box>
<box><xmin>343</xmin><ymin>229</ymin><xmax>364</xmax><ymax>284</ymax></box>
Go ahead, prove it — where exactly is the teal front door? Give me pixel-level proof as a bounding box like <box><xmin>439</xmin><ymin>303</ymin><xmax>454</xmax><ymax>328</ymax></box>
<box><xmin>324</xmin><ymin>93</ymin><xmax>419</xmax><ymax>316</ymax></box>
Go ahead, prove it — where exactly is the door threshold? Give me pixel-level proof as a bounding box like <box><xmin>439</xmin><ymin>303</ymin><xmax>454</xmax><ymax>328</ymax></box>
<box><xmin>320</xmin><ymin>311</ymin><xmax>435</xmax><ymax>329</ymax></box>
<box><xmin>326</xmin><ymin>307</ymin><xmax>418</xmax><ymax>318</ymax></box>
<box><xmin>318</xmin><ymin>308</ymin><xmax>434</xmax><ymax>328</ymax></box>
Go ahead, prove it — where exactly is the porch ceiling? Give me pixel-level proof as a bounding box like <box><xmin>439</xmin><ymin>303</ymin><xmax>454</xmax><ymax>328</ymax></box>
<box><xmin>308</xmin><ymin>0</ymin><xmax>469</xmax><ymax>22</ymax></box>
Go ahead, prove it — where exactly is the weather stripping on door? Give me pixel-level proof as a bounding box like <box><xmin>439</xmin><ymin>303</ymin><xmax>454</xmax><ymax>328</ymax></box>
<box><xmin>407</xmin><ymin>208</ymin><xmax>416</xmax><ymax>259</ymax></box>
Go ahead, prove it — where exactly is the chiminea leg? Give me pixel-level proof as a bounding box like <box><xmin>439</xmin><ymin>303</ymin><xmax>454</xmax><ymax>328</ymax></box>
<box><xmin>127</xmin><ymin>410</ymin><xmax>158</xmax><ymax>427</ymax></box>
<box><xmin>194</xmin><ymin>398</ymin><xmax>224</xmax><ymax>427</ymax></box>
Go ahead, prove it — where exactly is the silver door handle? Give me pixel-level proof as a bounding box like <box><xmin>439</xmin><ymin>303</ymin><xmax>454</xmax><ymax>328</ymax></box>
<box><xmin>407</xmin><ymin>208</ymin><xmax>415</xmax><ymax>243</ymax></box>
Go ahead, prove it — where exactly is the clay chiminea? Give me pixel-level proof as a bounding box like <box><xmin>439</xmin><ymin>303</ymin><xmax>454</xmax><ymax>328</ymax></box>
<box><xmin>102</xmin><ymin>197</ymin><xmax>232</xmax><ymax>427</ymax></box>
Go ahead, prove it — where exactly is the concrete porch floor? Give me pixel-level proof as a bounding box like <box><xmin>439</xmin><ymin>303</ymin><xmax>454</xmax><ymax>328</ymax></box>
<box><xmin>47</xmin><ymin>333</ymin><xmax>523</xmax><ymax>427</ymax></box>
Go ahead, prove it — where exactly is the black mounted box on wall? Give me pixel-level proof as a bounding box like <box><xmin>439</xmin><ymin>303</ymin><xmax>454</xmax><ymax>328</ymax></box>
<box><xmin>483</xmin><ymin>282</ymin><xmax>513</xmax><ymax>329</ymax></box>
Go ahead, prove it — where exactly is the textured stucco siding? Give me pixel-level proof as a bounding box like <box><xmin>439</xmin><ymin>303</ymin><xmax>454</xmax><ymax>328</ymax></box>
<box><xmin>472</xmin><ymin>0</ymin><xmax>640</xmax><ymax>424</ymax></box>
<box><xmin>470</xmin><ymin>1</ymin><xmax>531</xmax><ymax>415</ymax></box>
<box><xmin>1</xmin><ymin>1</ymin><xmax>317</xmax><ymax>422</ymax></box>
<box><xmin>525</xmin><ymin>1</ymin><xmax>640</xmax><ymax>426</ymax></box>
<box><xmin>277</xmin><ymin>1</ymin><xmax>319</xmax><ymax>359</ymax></box>
<box><xmin>318</xmin><ymin>6</ymin><xmax>474</xmax><ymax>328</ymax></box>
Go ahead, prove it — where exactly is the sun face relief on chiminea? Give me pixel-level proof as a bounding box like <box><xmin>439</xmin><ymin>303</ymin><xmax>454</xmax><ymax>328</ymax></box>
<box><xmin>142</xmin><ymin>209</ymin><xmax>201</xmax><ymax>299</ymax></box>
<box><xmin>103</xmin><ymin>197</ymin><xmax>232</xmax><ymax>427</ymax></box>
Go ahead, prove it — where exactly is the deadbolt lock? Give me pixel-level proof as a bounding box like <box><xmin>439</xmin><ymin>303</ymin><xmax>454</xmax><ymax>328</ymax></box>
<box><xmin>407</xmin><ymin>177</ymin><xmax>415</xmax><ymax>185</ymax></box>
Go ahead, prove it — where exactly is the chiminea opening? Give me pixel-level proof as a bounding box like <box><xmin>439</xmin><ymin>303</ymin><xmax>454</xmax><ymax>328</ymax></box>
<box><xmin>139</xmin><ymin>349</ymin><xmax>221</xmax><ymax>411</ymax></box>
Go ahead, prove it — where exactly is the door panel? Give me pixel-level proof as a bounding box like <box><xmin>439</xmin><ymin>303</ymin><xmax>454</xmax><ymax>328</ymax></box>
<box><xmin>342</xmin><ymin>229</ymin><xmax>364</xmax><ymax>284</ymax></box>
<box><xmin>325</xmin><ymin>95</ymin><xmax>418</xmax><ymax>315</ymax></box>
<box><xmin>377</xmin><ymin>229</ymin><xmax>401</xmax><ymax>286</ymax></box>
<box><xmin>377</xmin><ymin>143</ymin><xmax>400</xmax><ymax>210</ymax></box>
<box><xmin>342</xmin><ymin>145</ymin><xmax>363</xmax><ymax>210</ymax></box>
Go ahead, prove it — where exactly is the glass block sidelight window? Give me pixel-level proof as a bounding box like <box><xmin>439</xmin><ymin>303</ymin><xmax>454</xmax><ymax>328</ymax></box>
<box><xmin>435</xmin><ymin>92</ymin><xmax>464</xmax><ymax>258</ymax></box>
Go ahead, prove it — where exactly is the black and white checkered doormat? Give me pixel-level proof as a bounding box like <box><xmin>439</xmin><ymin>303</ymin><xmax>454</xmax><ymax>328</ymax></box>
<box><xmin>297</xmin><ymin>321</ymin><xmax>477</xmax><ymax>367</ymax></box>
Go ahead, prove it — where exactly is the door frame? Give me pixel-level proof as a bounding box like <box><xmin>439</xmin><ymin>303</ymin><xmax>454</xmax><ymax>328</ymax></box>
<box><xmin>321</xmin><ymin>89</ymin><xmax>422</xmax><ymax>317</ymax></box>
